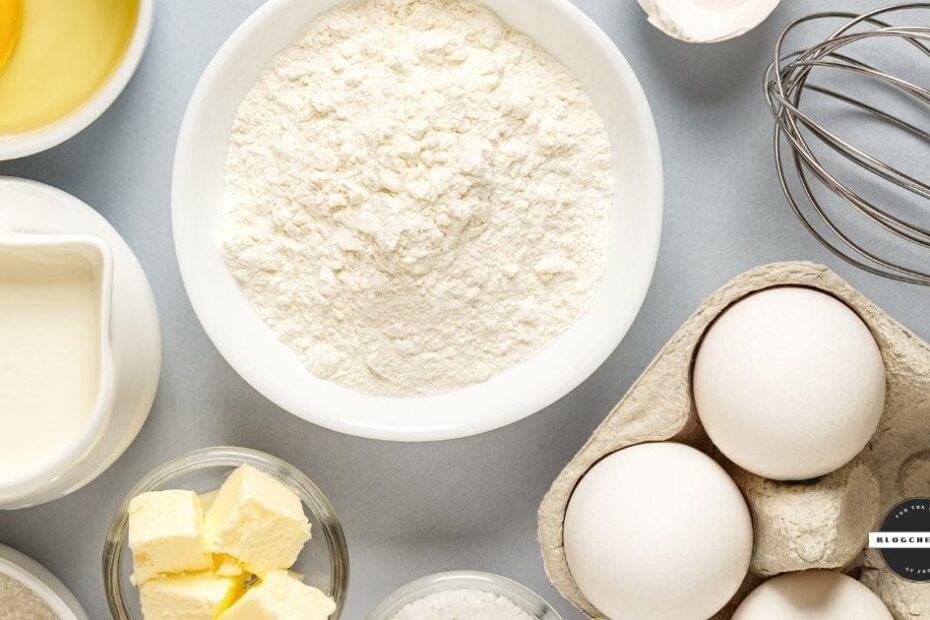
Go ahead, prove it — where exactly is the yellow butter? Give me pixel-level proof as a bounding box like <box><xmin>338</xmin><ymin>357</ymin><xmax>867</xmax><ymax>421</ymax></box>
<box><xmin>213</xmin><ymin>554</ymin><xmax>246</xmax><ymax>578</ymax></box>
<box><xmin>199</xmin><ymin>489</ymin><xmax>219</xmax><ymax>512</ymax></box>
<box><xmin>128</xmin><ymin>490</ymin><xmax>214</xmax><ymax>584</ymax></box>
<box><xmin>218</xmin><ymin>571</ymin><xmax>335</xmax><ymax>620</ymax></box>
<box><xmin>140</xmin><ymin>572</ymin><xmax>245</xmax><ymax>620</ymax></box>
<box><xmin>203</xmin><ymin>465</ymin><xmax>311</xmax><ymax>575</ymax></box>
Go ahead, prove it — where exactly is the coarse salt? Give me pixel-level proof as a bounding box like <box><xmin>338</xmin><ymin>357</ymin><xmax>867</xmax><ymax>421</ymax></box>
<box><xmin>389</xmin><ymin>588</ymin><xmax>537</xmax><ymax>620</ymax></box>
<box><xmin>0</xmin><ymin>572</ymin><xmax>59</xmax><ymax>620</ymax></box>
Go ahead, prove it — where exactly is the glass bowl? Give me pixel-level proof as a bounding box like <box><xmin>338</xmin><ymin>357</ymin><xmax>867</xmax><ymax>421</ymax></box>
<box><xmin>368</xmin><ymin>571</ymin><xmax>563</xmax><ymax>619</ymax></box>
<box><xmin>102</xmin><ymin>446</ymin><xmax>349</xmax><ymax>618</ymax></box>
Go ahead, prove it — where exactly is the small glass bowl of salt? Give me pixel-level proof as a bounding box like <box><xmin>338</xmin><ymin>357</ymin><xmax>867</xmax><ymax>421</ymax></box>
<box><xmin>368</xmin><ymin>571</ymin><xmax>563</xmax><ymax>620</ymax></box>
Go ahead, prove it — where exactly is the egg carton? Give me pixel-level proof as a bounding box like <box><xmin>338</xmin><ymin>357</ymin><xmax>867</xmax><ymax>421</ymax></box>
<box><xmin>538</xmin><ymin>261</ymin><xmax>930</xmax><ymax>619</ymax></box>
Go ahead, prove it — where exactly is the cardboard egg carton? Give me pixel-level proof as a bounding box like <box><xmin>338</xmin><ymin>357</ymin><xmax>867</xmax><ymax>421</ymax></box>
<box><xmin>538</xmin><ymin>262</ymin><xmax>930</xmax><ymax>619</ymax></box>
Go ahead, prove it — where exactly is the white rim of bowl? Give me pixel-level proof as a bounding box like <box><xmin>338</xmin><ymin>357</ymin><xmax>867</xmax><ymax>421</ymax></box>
<box><xmin>0</xmin><ymin>0</ymin><xmax>155</xmax><ymax>161</ymax></box>
<box><xmin>172</xmin><ymin>0</ymin><xmax>663</xmax><ymax>441</ymax></box>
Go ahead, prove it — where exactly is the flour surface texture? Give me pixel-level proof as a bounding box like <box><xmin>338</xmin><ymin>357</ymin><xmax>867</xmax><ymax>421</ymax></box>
<box><xmin>221</xmin><ymin>0</ymin><xmax>614</xmax><ymax>396</ymax></box>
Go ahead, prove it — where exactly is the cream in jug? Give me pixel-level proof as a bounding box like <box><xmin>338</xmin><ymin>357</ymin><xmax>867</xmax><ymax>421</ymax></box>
<box><xmin>0</xmin><ymin>235</ymin><xmax>111</xmax><ymax>493</ymax></box>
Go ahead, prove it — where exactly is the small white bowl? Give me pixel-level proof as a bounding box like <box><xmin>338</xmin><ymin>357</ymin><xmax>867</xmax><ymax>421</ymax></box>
<box><xmin>173</xmin><ymin>0</ymin><xmax>663</xmax><ymax>441</ymax></box>
<box><xmin>0</xmin><ymin>543</ymin><xmax>88</xmax><ymax>619</ymax></box>
<box><xmin>0</xmin><ymin>0</ymin><xmax>155</xmax><ymax>161</ymax></box>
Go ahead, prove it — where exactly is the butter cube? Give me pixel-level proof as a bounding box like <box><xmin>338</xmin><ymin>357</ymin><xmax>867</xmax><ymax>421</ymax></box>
<box><xmin>204</xmin><ymin>465</ymin><xmax>311</xmax><ymax>575</ymax></box>
<box><xmin>218</xmin><ymin>571</ymin><xmax>335</xmax><ymax>620</ymax></box>
<box><xmin>129</xmin><ymin>490</ymin><xmax>214</xmax><ymax>583</ymax></box>
<box><xmin>140</xmin><ymin>572</ymin><xmax>245</xmax><ymax>620</ymax></box>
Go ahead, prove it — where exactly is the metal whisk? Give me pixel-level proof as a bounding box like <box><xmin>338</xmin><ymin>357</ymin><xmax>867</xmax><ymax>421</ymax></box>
<box><xmin>765</xmin><ymin>3</ymin><xmax>930</xmax><ymax>286</ymax></box>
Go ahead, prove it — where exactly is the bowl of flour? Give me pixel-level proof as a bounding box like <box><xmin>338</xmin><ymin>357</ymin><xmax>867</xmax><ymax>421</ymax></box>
<box><xmin>173</xmin><ymin>0</ymin><xmax>662</xmax><ymax>440</ymax></box>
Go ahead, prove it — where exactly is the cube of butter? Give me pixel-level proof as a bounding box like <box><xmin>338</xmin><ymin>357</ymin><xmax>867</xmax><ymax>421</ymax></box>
<box><xmin>129</xmin><ymin>490</ymin><xmax>214</xmax><ymax>583</ymax></box>
<box><xmin>218</xmin><ymin>571</ymin><xmax>335</xmax><ymax>620</ymax></box>
<box><xmin>140</xmin><ymin>572</ymin><xmax>245</xmax><ymax>620</ymax></box>
<box><xmin>204</xmin><ymin>465</ymin><xmax>310</xmax><ymax>575</ymax></box>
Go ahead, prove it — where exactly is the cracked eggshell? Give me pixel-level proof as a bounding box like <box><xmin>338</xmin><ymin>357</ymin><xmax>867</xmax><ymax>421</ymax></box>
<box><xmin>636</xmin><ymin>0</ymin><xmax>781</xmax><ymax>43</ymax></box>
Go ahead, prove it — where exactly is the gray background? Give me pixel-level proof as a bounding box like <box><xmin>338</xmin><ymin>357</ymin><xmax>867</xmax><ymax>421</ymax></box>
<box><xmin>0</xmin><ymin>0</ymin><xmax>924</xmax><ymax>618</ymax></box>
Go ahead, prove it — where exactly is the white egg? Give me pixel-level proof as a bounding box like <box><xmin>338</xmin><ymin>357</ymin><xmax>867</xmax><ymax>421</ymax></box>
<box><xmin>734</xmin><ymin>571</ymin><xmax>893</xmax><ymax>619</ymax></box>
<box><xmin>564</xmin><ymin>442</ymin><xmax>752</xmax><ymax>620</ymax></box>
<box><xmin>693</xmin><ymin>287</ymin><xmax>885</xmax><ymax>481</ymax></box>
<box><xmin>636</xmin><ymin>0</ymin><xmax>781</xmax><ymax>43</ymax></box>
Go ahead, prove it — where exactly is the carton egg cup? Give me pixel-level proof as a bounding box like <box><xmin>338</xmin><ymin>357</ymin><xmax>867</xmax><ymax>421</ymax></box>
<box><xmin>538</xmin><ymin>261</ymin><xmax>930</xmax><ymax>619</ymax></box>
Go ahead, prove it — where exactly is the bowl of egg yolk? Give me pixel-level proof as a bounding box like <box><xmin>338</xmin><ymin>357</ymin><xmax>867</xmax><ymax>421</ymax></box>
<box><xmin>0</xmin><ymin>0</ymin><xmax>153</xmax><ymax>160</ymax></box>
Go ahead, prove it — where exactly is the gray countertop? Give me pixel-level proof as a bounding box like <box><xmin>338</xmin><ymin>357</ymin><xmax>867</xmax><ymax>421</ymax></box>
<box><xmin>0</xmin><ymin>1</ymin><xmax>923</xmax><ymax>618</ymax></box>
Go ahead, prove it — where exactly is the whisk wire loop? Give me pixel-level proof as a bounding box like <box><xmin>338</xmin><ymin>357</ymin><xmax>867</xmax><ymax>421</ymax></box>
<box><xmin>766</xmin><ymin>3</ymin><xmax>930</xmax><ymax>286</ymax></box>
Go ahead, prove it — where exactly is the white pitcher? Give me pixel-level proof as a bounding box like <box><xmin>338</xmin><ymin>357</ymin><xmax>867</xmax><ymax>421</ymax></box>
<box><xmin>0</xmin><ymin>232</ymin><xmax>117</xmax><ymax>508</ymax></box>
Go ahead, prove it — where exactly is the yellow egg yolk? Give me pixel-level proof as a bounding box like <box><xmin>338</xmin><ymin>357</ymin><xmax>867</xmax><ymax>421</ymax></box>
<box><xmin>0</xmin><ymin>0</ymin><xmax>22</xmax><ymax>73</ymax></box>
<box><xmin>0</xmin><ymin>0</ymin><xmax>138</xmax><ymax>134</ymax></box>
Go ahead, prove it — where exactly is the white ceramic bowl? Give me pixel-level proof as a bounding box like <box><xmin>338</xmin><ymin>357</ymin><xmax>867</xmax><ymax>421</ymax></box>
<box><xmin>0</xmin><ymin>543</ymin><xmax>88</xmax><ymax>619</ymax></box>
<box><xmin>0</xmin><ymin>0</ymin><xmax>155</xmax><ymax>161</ymax></box>
<box><xmin>173</xmin><ymin>0</ymin><xmax>663</xmax><ymax>441</ymax></box>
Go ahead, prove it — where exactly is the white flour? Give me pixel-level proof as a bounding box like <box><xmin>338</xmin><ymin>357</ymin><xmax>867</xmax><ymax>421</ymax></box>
<box><xmin>221</xmin><ymin>0</ymin><xmax>613</xmax><ymax>396</ymax></box>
